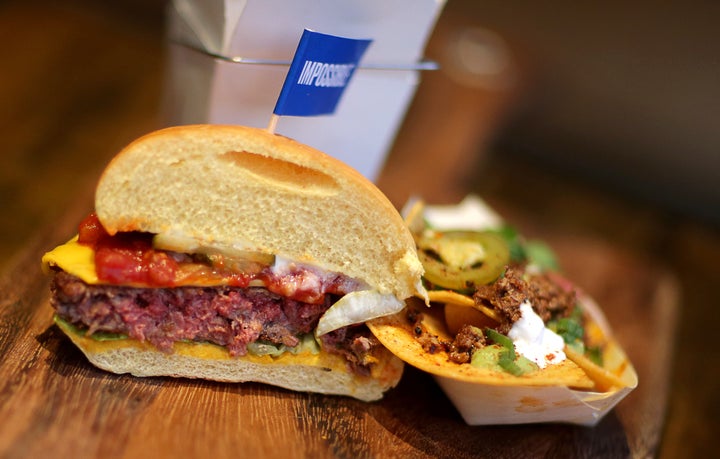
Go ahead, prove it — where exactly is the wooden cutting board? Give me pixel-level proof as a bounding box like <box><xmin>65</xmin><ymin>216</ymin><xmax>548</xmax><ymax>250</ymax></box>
<box><xmin>0</xmin><ymin>207</ymin><xmax>677</xmax><ymax>458</ymax></box>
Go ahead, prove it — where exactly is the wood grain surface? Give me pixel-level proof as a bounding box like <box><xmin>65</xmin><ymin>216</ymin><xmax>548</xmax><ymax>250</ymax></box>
<box><xmin>0</xmin><ymin>199</ymin><xmax>676</xmax><ymax>458</ymax></box>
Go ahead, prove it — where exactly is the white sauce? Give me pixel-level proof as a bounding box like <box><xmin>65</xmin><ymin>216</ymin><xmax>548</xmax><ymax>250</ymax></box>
<box><xmin>270</xmin><ymin>255</ymin><xmax>323</xmax><ymax>294</ymax></box>
<box><xmin>422</xmin><ymin>194</ymin><xmax>503</xmax><ymax>231</ymax></box>
<box><xmin>508</xmin><ymin>301</ymin><xmax>566</xmax><ymax>368</ymax></box>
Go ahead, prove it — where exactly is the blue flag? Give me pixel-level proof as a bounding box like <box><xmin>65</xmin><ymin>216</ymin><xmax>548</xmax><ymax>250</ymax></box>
<box><xmin>273</xmin><ymin>30</ymin><xmax>372</xmax><ymax>117</ymax></box>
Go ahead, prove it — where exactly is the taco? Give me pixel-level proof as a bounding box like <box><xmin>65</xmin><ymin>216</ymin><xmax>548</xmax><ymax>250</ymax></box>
<box><xmin>367</xmin><ymin>196</ymin><xmax>637</xmax><ymax>420</ymax></box>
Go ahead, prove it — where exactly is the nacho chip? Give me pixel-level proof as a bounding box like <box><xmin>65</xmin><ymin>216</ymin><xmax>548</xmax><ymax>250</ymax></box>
<box><xmin>368</xmin><ymin>300</ymin><xmax>595</xmax><ymax>389</ymax></box>
<box><xmin>425</xmin><ymin>290</ymin><xmax>501</xmax><ymax>322</ymax></box>
<box><xmin>371</xmin><ymin>289</ymin><xmax>638</xmax><ymax>395</ymax></box>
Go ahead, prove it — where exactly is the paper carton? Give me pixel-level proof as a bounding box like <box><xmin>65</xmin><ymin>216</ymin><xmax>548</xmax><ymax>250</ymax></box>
<box><xmin>164</xmin><ymin>0</ymin><xmax>446</xmax><ymax>180</ymax></box>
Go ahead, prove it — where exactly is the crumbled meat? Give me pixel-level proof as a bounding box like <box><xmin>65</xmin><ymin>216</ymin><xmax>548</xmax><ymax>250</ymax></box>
<box><xmin>319</xmin><ymin>326</ymin><xmax>382</xmax><ymax>377</ymax></box>
<box><xmin>448</xmin><ymin>324</ymin><xmax>486</xmax><ymax>364</ymax></box>
<box><xmin>405</xmin><ymin>308</ymin><xmax>486</xmax><ymax>363</ymax></box>
<box><xmin>405</xmin><ymin>307</ymin><xmax>449</xmax><ymax>355</ymax></box>
<box><xmin>473</xmin><ymin>265</ymin><xmax>576</xmax><ymax>333</ymax></box>
<box><xmin>473</xmin><ymin>265</ymin><xmax>527</xmax><ymax>334</ymax></box>
<box><xmin>526</xmin><ymin>272</ymin><xmax>576</xmax><ymax>322</ymax></box>
<box><xmin>50</xmin><ymin>272</ymin><xmax>378</xmax><ymax>375</ymax></box>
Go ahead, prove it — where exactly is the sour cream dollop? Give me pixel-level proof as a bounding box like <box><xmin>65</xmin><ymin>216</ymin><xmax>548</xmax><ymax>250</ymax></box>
<box><xmin>421</xmin><ymin>194</ymin><xmax>503</xmax><ymax>231</ymax></box>
<box><xmin>508</xmin><ymin>301</ymin><xmax>566</xmax><ymax>369</ymax></box>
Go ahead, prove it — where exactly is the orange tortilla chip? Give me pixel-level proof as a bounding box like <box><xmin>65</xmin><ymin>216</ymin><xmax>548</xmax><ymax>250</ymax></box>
<box><xmin>368</xmin><ymin>301</ymin><xmax>596</xmax><ymax>389</ymax></box>
<box><xmin>564</xmin><ymin>340</ymin><xmax>632</xmax><ymax>392</ymax></box>
<box><xmin>425</xmin><ymin>290</ymin><xmax>502</xmax><ymax>322</ymax></box>
<box><xmin>394</xmin><ymin>289</ymin><xmax>636</xmax><ymax>392</ymax></box>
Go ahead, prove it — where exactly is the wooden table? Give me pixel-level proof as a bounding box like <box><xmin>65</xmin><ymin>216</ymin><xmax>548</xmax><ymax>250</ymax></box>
<box><xmin>1</xmin><ymin>1</ymin><xmax>717</xmax><ymax>457</ymax></box>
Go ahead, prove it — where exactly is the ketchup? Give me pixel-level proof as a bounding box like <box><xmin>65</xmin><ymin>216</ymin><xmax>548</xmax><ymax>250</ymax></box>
<box><xmin>78</xmin><ymin>213</ymin><xmax>179</xmax><ymax>286</ymax></box>
<box><xmin>77</xmin><ymin>212</ymin><xmax>107</xmax><ymax>245</ymax></box>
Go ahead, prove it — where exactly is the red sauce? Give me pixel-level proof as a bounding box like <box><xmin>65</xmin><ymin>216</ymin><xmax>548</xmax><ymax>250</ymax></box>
<box><xmin>79</xmin><ymin>213</ymin><xmax>179</xmax><ymax>287</ymax></box>
<box><xmin>76</xmin><ymin>214</ymin><xmax>360</xmax><ymax>302</ymax></box>
<box><xmin>77</xmin><ymin>212</ymin><xmax>107</xmax><ymax>245</ymax></box>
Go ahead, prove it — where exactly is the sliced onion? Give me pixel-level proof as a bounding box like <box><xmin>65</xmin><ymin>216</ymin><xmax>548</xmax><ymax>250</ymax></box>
<box><xmin>315</xmin><ymin>290</ymin><xmax>404</xmax><ymax>336</ymax></box>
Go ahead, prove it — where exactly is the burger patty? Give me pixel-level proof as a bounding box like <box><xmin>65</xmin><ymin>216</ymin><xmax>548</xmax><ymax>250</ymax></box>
<box><xmin>50</xmin><ymin>271</ymin><xmax>380</xmax><ymax>373</ymax></box>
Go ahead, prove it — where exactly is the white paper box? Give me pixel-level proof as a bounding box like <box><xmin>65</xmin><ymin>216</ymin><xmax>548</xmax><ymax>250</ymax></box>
<box><xmin>164</xmin><ymin>0</ymin><xmax>446</xmax><ymax>181</ymax></box>
<box><xmin>393</xmin><ymin>197</ymin><xmax>639</xmax><ymax>426</ymax></box>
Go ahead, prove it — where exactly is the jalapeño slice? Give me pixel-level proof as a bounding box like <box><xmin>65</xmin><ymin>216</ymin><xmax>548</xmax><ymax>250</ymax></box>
<box><xmin>417</xmin><ymin>230</ymin><xmax>510</xmax><ymax>292</ymax></box>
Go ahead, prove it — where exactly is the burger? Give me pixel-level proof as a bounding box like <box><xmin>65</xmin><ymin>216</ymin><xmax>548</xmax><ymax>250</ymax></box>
<box><xmin>42</xmin><ymin>124</ymin><xmax>427</xmax><ymax>401</ymax></box>
<box><xmin>366</xmin><ymin>196</ymin><xmax>637</xmax><ymax>424</ymax></box>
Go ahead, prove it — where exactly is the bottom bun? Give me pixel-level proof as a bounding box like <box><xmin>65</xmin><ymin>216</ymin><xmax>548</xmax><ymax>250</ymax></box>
<box><xmin>55</xmin><ymin>317</ymin><xmax>404</xmax><ymax>402</ymax></box>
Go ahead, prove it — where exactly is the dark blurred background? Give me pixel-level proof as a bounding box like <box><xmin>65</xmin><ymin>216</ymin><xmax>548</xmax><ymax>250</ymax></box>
<box><xmin>475</xmin><ymin>1</ymin><xmax>720</xmax><ymax>224</ymax></box>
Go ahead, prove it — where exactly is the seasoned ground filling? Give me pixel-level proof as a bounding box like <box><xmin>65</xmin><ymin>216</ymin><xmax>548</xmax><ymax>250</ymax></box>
<box><xmin>411</xmin><ymin>264</ymin><xmax>577</xmax><ymax>365</ymax></box>
<box><xmin>473</xmin><ymin>265</ymin><xmax>576</xmax><ymax>334</ymax></box>
<box><xmin>50</xmin><ymin>271</ymin><xmax>379</xmax><ymax>375</ymax></box>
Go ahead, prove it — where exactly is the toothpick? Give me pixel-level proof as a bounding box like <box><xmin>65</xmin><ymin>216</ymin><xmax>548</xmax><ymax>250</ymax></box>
<box><xmin>266</xmin><ymin>114</ymin><xmax>280</xmax><ymax>134</ymax></box>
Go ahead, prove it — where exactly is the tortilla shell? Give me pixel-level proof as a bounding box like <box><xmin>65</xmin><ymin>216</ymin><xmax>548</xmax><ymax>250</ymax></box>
<box><xmin>368</xmin><ymin>301</ymin><xmax>595</xmax><ymax>389</ymax></box>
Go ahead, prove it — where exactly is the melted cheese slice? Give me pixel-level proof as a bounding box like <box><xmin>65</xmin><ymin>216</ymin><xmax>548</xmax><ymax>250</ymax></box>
<box><xmin>42</xmin><ymin>236</ymin><xmax>252</xmax><ymax>287</ymax></box>
<box><xmin>42</xmin><ymin>236</ymin><xmax>99</xmax><ymax>284</ymax></box>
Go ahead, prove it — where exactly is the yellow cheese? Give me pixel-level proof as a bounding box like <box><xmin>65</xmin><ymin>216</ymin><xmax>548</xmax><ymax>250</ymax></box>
<box><xmin>42</xmin><ymin>236</ymin><xmax>99</xmax><ymax>284</ymax></box>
